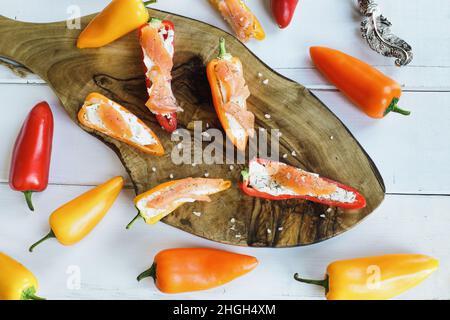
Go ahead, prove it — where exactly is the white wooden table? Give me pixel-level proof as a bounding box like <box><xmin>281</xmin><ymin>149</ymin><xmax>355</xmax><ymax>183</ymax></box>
<box><xmin>0</xmin><ymin>0</ymin><xmax>449</xmax><ymax>300</ymax></box>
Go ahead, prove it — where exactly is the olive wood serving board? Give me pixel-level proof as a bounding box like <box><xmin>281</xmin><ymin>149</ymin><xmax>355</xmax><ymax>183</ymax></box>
<box><xmin>0</xmin><ymin>10</ymin><xmax>385</xmax><ymax>247</ymax></box>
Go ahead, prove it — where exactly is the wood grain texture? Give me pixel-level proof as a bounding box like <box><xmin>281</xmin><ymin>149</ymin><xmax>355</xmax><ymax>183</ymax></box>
<box><xmin>0</xmin><ymin>10</ymin><xmax>385</xmax><ymax>247</ymax></box>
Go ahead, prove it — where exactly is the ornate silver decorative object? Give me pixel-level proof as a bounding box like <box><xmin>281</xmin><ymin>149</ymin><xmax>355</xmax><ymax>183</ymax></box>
<box><xmin>358</xmin><ymin>0</ymin><xmax>413</xmax><ymax>66</ymax></box>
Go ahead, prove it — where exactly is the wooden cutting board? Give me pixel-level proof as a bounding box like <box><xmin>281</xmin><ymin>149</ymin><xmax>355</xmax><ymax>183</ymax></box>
<box><xmin>0</xmin><ymin>10</ymin><xmax>385</xmax><ymax>247</ymax></box>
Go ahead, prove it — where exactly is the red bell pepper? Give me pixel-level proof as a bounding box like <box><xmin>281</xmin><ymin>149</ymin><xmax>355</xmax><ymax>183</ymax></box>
<box><xmin>139</xmin><ymin>19</ymin><xmax>179</xmax><ymax>133</ymax></box>
<box><xmin>9</xmin><ymin>102</ymin><xmax>54</xmax><ymax>211</ymax></box>
<box><xmin>271</xmin><ymin>0</ymin><xmax>299</xmax><ymax>29</ymax></box>
<box><xmin>239</xmin><ymin>158</ymin><xmax>366</xmax><ymax>209</ymax></box>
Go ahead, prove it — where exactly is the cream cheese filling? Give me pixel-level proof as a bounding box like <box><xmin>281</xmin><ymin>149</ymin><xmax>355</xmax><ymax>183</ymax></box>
<box><xmin>248</xmin><ymin>161</ymin><xmax>356</xmax><ymax>203</ymax></box>
<box><xmin>84</xmin><ymin>103</ymin><xmax>157</xmax><ymax>146</ymax></box>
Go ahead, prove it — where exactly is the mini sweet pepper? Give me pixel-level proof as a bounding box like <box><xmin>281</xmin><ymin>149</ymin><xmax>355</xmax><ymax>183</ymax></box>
<box><xmin>294</xmin><ymin>254</ymin><xmax>439</xmax><ymax>300</ymax></box>
<box><xmin>77</xmin><ymin>0</ymin><xmax>156</xmax><ymax>48</ymax></box>
<box><xmin>0</xmin><ymin>252</ymin><xmax>45</xmax><ymax>300</ymax></box>
<box><xmin>29</xmin><ymin>176</ymin><xmax>123</xmax><ymax>252</ymax></box>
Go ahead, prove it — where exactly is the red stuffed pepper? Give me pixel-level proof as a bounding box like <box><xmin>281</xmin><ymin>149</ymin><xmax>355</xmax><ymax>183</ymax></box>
<box><xmin>138</xmin><ymin>18</ymin><xmax>183</xmax><ymax>133</ymax></box>
<box><xmin>240</xmin><ymin>158</ymin><xmax>366</xmax><ymax>209</ymax></box>
<box><xmin>9</xmin><ymin>102</ymin><xmax>54</xmax><ymax>211</ymax></box>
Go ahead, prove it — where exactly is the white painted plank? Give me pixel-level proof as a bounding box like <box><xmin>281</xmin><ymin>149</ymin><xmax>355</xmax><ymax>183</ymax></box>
<box><xmin>1</xmin><ymin>0</ymin><xmax>450</xmax><ymax>89</ymax></box>
<box><xmin>1</xmin><ymin>84</ymin><xmax>449</xmax><ymax>194</ymax></box>
<box><xmin>0</xmin><ymin>184</ymin><xmax>448</xmax><ymax>300</ymax></box>
<box><xmin>2</xmin><ymin>63</ymin><xmax>449</xmax><ymax>92</ymax></box>
<box><xmin>313</xmin><ymin>90</ymin><xmax>450</xmax><ymax>195</ymax></box>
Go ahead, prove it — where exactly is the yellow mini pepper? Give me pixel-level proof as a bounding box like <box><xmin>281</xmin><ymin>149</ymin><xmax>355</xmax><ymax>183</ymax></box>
<box><xmin>77</xmin><ymin>0</ymin><xmax>155</xmax><ymax>48</ymax></box>
<box><xmin>0</xmin><ymin>252</ymin><xmax>45</xmax><ymax>300</ymax></box>
<box><xmin>126</xmin><ymin>178</ymin><xmax>231</xmax><ymax>228</ymax></box>
<box><xmin>29</xmin><ymin>176</ymin><xmax>124</xmax><ymax>252</ymax></box>
<box><xmin>294</xmin><ymin>254</ymin><xmax>439</xmax><ymax>300</ymax></box>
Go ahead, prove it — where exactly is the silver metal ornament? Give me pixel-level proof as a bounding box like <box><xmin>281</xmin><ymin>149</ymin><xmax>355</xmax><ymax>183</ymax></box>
<box><xmin>358</xmin><ymin>0</ymin><xmax>413</xmax><ymax>66</ymax></box>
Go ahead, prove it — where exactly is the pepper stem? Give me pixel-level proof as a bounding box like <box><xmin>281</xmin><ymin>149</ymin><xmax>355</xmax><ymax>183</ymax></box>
<box><xmin>384</xmin><ymin>98</ymin><xmax>411</xmax><ymax>116</ymax></box>
<box><xmin>218</xmin><ymin>37</ymin><xmax>232</xmax><ymax>60</ymax></box>
<box><xmin>143</xmin><ymin>0</ymin><xmax>157</xmax><ymax>6</ymax></box>
<box><xmin>294</xmin><ymin>273</ymin><xmax>329</xmax><ymax>294</ymax></box>
<box><xmin>137</xmin><ymin>263</ymin><xmax>157</xmax><ymax>282</ymax></box>
<box><xmin>150</xmin><ymin>17</ymin><xmax>162</xmax><ymax>24</ymax></box>
<box><xmin>22</xmin><ymin>287</ymin><xmax>46</xmax><ymax>300</ymax></box>
<box><xmin>126</xmin><ymin>210</ymin><xmax>143</xmax><ymax>230</ymax></box>
<box><xmin>241</xmin><ymin>170</ymin><xmax>249</xmax><ymax>181</ymax></box>
<box><xmin>24</xmin><ymin>191</ymin><xmax>34</xmax><ymax>211</ymax></box>
<box><xmin>29</xmin><ymin>230</ymin><xmax>55</xmax><ymax>252</ymax></box>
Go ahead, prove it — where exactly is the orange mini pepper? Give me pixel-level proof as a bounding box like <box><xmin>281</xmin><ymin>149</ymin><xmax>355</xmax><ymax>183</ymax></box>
<box><xmin>209</xmin><ymin>0</ymin><xmax>265</xmax><ymax>42</ymax></box>
<box><xmin>137</xmin><ymin>248</ymin><xmax>258</xmax><ymax>293</ymax></box>
<box><xmin>78</xmin><ymin>92</ymin><xmax>164</xmax><ymax>156</ymax></box>
<box><xmin>207</xmin><ymin>38</ymin><xmax>255</xmax><ymax>152</ymax></box>
<box><xmin>0</xmin><ymin>252</ymin><xmax>45</xmax><ymax>300</ymax></box>
<box><xmin>310</xmin><ymin>47</ymin><xmax>411</xmax><ymax>118</ymax></box>
<box><xmin>77</xmin><ymin>0</ymin><xmax>156</xmax><ymax>48</ymax></box>
<box><xmin>294</xmin><ymin>254</ymin><xmax>439</xmax><ymax>300</ymax></box>
<box><xmin>29</xmin><ymin>176</ymin><xmax>123</xmax><ymax>252</ymax></box>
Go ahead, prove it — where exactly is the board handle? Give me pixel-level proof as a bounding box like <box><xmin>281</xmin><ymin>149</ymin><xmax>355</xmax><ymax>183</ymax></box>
<box><xmin>0</xmin><ymin>14</ymin><xmax>84</xmax><ymax>81</ymax></box>
<box><xmin>0</xmin><ymin>15</ymin><xmax>34</xmax><ymax>65</ymax></box>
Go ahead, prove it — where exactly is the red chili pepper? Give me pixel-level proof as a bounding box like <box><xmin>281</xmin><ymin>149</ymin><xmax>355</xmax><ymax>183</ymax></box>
<box><xmin>239</xmin><ymin>158</ymin><xmax>366</xmax><ymax>209</ymax></box>
<box><xmin>270</xmin><ymin>0</ymin><xmax>299</xmax><ymax>29</ymax></box>
<box><xmin>139</xmin><ymin>19</ymin><xmax>179</xmax><ymax>133</ymax></box>
<box><xmin>9</xmin><ymin>102</ymin><xmax>54</xmax><ymax>211</ymax></box>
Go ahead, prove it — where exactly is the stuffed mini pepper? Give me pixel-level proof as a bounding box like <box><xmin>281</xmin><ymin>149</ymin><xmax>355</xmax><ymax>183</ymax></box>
<box><xmin>139</xmin><ymin>18</ymin><xmax>183</xmax><ymax>132</ymax></box>
<box><xmin>209</xmin><ymin>0</ymin><xmax>265</xmax><ymax>42</ymax></box>
<box><xmin>240</xmin><ymin>158</ymin><xmax>366</xmax><ymax>209</ymax></box>
<box><xmin>127</xmin><ymin>178</ymin><xmax>231</xmax><ymax>228</ymax></box>
<box><xmin>78</xmin><ymin>92</ymin><xmax>164</xmax><ymax>156</ymax></box>
<box><xmin>207</xmin><ymin>38</ymin><xmax>255</xmax><ymax>152</ymax></box>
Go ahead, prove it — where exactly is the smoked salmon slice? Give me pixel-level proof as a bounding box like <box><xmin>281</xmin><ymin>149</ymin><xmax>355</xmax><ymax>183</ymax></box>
<box><xmin>216</xmin><ymin>59</ymin><xmax>254</xmax><ymax>134</ymax></box>
<box><xmin>139</xmin><ymin>19</ymin><xmax>182</xmax><ymax>132</ymax></box>
<box><xmin>78</xmin><ymin>92</ymin><xmax>164</xmax><ymax>156</ymax></box>
<box><xmin>140</xmin><ymin>25</ymin><xmax>173</xmax><ymax>75</ymax></box>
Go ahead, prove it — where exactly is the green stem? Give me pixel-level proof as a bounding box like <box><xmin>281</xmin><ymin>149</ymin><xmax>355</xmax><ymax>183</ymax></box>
<box><xmin>24</xmin><ymin>191</ymin><xmax>34</xmax><ymax>211</ymax></box>
<box><xmin>241</xmin><ymin>170</ymin><xmax>249</xmax><ymax>181</ymax></box>
<box><xmin>29</xmin><ymin>230</ymin><xmax>55</xmax><ymax>252</ymax></box>
<box><xmin>150</xmin><ymin>17</ymin><xmax>162</xmax><ymax>24</ymax></box>
<box><xmin>218</xmin><ymin>37</ymin><xmax>231</xmax><ymax>60</ymax></box>
<box><xmin>384</xmin><ymin>98</ymin><xmax>411</xmax><ymax>116</ymax></box>
<box><xmin>137</xmin><ymin>263</ymin><xmax>157</xmax><ymax>282</ymax></box>
<box><xmin>143</xmin><ymin>0</ymin><xmax>157</xmax><ymax>6</ymax></box>
<box><xmin>294</xmin><ymin>273</ymin><xmax>329</xmax><ymax>294</ymax></box>
<box><xmin>22</xmin><ymin>287</ymin><xmax>46</xmax><ymax>300</ymax></box>
<box><xmin>126</xmin><ymin>210</ymin><xmax>143</xmax><ymax>230</ymax></box>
